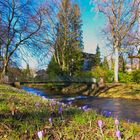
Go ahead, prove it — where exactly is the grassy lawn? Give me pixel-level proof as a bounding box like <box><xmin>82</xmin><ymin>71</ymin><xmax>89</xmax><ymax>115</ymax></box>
<box><xmin>99</xmin><ymin>83</ymin><xmax>140</xmax><ymax>100</ymax></box>
<box><xmin>0</xmin><ymin>84</ymin><xmax>140</xmax><ymax>139</ymax></box>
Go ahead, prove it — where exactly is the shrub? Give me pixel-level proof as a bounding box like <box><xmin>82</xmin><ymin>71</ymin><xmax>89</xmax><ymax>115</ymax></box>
<box><xmin>91</xmin><ymin>67</ymin><xmax>114</xmax><ymax>83</ymax></box>
<box><xmin>118</xmin><ymin>72</ymin><xmax>133</xmax><ymax>83</ymax></box>
<box><xmin>75</xmin><ymin>71</ymin><xmax>93</xmax><ymax>78</ymax></box>
<box><xmin>132</xmin><ymin>70</ymin><xmax>140</xmax><ymax>83</ymax></box>
<box><xmin>91</xmin><ymin>66</ymin><xmax>106</xmax><ymax>81</ymax></box>
<box><xmin>105</xmin><ymin>70</ymin><xmax>114</xmax><ymax>83</ymax></box>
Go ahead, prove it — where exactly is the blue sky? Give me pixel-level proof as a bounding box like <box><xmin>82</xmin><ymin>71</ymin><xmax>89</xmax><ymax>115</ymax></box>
<box><xmin>78</xmin><ymin>0</ymin><xmax>106</xmax><ymax>54</ymax></box>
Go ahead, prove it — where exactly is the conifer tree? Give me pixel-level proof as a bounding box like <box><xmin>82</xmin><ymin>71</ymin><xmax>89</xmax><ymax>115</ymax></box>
<box><xmin>94</xmin><ymin>45</ymin><xmax>101</xmax><ymax>66</ymax></box>
<box><xmin>53</xmin><ymin>0</ymin><xmax>83</xmax><ymax>76</ymax></box>
<box><xmin>102</xmin><ymin>57</ymin><xmax>109</xmax><ymax>70</ymax></box>
<box><xmin>119</xmin><ymin>54</ymin><xmax>126</xmax><ymax>73</ymax></box>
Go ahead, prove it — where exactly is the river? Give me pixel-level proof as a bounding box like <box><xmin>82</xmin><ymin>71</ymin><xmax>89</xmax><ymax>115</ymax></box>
<box><xmin>22</xmin><ymin>86</ymin><xmax>140</xmax><ymax>123</ymax></box>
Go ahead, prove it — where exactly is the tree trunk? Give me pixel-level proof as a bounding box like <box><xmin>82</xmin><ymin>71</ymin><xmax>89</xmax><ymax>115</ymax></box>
<box><xmin>0</xmin><ymin>58</ymin><xmax>8</xmax><ymax>83</ymax></box>
<box><xmin>130</xmin><ymin>58</ymin><xmax>133</xmax><ymax>70</ymax></box>
<box><xmin>114</xmin><ymin>47</ymin><xmax>119</xmax><ymax>83</ymax></box>
<box><xmin>122</xmin><ymin>56</ymin><xmax>125</xmax><ymax>73</ymax></box>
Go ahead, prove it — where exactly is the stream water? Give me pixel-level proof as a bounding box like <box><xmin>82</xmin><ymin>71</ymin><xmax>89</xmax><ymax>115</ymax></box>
<box><xmin>22</xmin><ymin>86</ymin><xmax>140</xmax><ymax>123</ymax></box>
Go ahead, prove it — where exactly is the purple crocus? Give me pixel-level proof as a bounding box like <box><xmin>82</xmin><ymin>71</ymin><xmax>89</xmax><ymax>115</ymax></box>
<box><xmin>116</xmin><ymin>130</ymin><xmax>121</xmax><ymax>139</ymax></box>
<box><xmin>50</xmin><ymin>102</ymin><xmax>55</xmax><ymax>107</ymax></box>
<box><xmin>35</xmin><ymin>102</ymin><xmax>40</xmax><ymax>108</ymax></box>
<box><xmin>37</xmin><ymin>131</ymin><xmax>43</xmax><ymax>140</ymax></box>
<box><xmin>115</xmin><ymin>118</ymin><xmax>119</xmax><ymax>130</ymax></box>
<box><xmin>52</xmin><ymin>102</ymin><xmax>56</xmax><ymax>106</ymax></box>
<box><xmin>98</xmin><ymin>120</ymin><xmax>103</xmax><ymax>128</ymax></box>
<box><xmin>115</xmin><ymin>118</ymin><xmax>119</xmax><ymax>126</ymax></box>
<box><xmin>102</xmin><ymin>110</ymin><xmax>112</xmax><ymax>117</ymax></box>
<box><xmin>59</xmin><ymin>106</ymin><xmax>63</xmax><ymax>114</ymax></box>
<box><xmin>98</xmin><ymin>120</ymin><xmax>104</xmax><ymax>136</ymax></box>
<box><xmin>82</xmin><ymin>105</ymin><xmax>88</xmax><ymax>111</ymax></box>
<box><xmin>68</xmin><ymin>101</ymin><xmax>72</xmax><ymax>106</ymax></box>
<box><xmin>49</xmin><ymin>117</ymin><xmax>52</xmax><ymax>124</ymax></box>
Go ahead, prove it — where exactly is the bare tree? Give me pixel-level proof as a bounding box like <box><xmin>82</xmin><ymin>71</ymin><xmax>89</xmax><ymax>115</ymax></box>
<box><xmin>40</xmin><ymin>0</ymin><xmax>83</xmax><ymax>76</ymax></box>
<box><xmin>91</xmin><ymin>0</ymin><xmax>140</xmax><ymax>82</ymax></box>
<box><xmin>0</xmin><ymin>0</ymin><xmax>42</xmax><ymax>82</ymax></box>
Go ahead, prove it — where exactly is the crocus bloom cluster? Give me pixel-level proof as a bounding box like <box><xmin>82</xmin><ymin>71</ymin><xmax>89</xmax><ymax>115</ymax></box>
<box><xmin>102</xmin><ymin>110</ymin><xmax>112</xmax><ymax>117</ymax></box>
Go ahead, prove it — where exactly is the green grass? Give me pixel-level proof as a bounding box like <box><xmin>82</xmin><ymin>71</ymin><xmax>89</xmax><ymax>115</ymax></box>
<box><xmin>0</xmin><ymin>84</ymin><xmax>140</xmax><ymax>139</ymax></box>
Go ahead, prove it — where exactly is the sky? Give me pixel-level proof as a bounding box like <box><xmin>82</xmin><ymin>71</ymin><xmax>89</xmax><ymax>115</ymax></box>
<box><xmin>22</xmin><ymin>0</ymin><xmax>107</xmax><ymax>69</ymax></box>
<box><xmin>79</xmin><ymin>0</ymin><xmax>106</xmax><ymax>54</ymax></box>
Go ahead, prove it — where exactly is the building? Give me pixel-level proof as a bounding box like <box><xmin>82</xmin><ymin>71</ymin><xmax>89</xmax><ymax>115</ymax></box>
<box><xmin>82</xmin><ymin>52</ymin><xmax>96</xmax><ymax>71</ymax></box>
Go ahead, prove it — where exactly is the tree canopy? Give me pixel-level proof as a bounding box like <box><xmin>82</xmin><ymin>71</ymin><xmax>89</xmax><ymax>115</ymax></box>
<box><xmin>91</xmin><ymin>0</ymin><xmax>140</xmax><ymax>82</ymax></box>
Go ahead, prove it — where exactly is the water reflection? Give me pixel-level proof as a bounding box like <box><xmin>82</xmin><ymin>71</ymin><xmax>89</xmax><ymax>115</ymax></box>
<box><xmin>22</xmin><ymin>86</ymin><xmax>140</xmax><ymax>123</ymax></box>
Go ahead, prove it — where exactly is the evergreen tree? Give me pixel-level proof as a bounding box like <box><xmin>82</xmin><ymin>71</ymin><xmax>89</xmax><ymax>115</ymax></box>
<box><xmin>69</xmin><ymin>3</ymin><xmax>83</xmax><ymax>75</ymax></box>
<box><xmin>53</xmin><ymin>0</ymin><xmax>83</xmax><ymax>76</ymax></box>
<box><xmin>102</xmin><ymin>57</ymin><xmax>109</xmax><ymax>70</ymax></box>
<box><xmin>26</xmin><ymin>64</ymin><xmax>30</xmax><ymax>77</ymax></box>
<box><xmin>119</xmin><ymin>54</ymin><xmax>126</xmax><ymax>73</ymax></box>
<box><xmin>22</xmin><ymin>64</ymin><xmax>31</xmax><ymax>81</ymax></box>
<box><xmin>47</xmin><ymin>57</ymin><xmax>62</xmax><ymax>79</ymax></box>
<box><xmin>94</xmin><ymin>45</ymin><xmax>101</xmax><ymax>66</ymax></box>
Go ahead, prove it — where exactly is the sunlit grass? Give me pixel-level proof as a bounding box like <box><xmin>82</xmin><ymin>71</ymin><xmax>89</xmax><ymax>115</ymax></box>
<box><xmin>99</xmin><ymin>83</ymin><xmax>140</xmax><ymax>99</ymax></box>
<box><xmin>0</xmin><ymin>84</ymin><xmax>140</xmax><ymax>139</ymax></box>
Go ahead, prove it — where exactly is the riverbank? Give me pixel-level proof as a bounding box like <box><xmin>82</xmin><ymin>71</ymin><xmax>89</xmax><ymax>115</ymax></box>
<box><xmin>98</xmin><ymin>83</ymin><xmax>140</xmax><ymax>100</ymax></box>
<box><xmin>61</xmin><ymin>83</ymin><xmax>140</xmax><ymax>100</ymax></box>
<box><xmin>0</xmin><ymin>84</ymin><xmax>140</xmax><ymax>139</ymax></box>
<box><xmin>24</xmin><ymin>83</ymin><xmax>65</xmax><ymax>91</ymax></box>
<box><xmin>22</xmin><ymin>82</ymin><xmax>140</xmax><ymax>100</ymax></box>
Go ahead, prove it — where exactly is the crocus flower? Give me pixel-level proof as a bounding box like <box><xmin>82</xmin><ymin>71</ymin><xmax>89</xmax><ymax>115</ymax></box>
<box><xmin>115</xmin><ymin>118</ymin><xmax>119</xmax><ymax>130</ymax></box>
<box><xmin>59</xmin><ymin>106</ymin><xmax>63</xmax><ymax>114</ymax></box>
<box><xmin>115</xmin><ymin>118</ymin><xmax>119</xmax><ymax>126</ymax></box>
<box><xmin>35</xmin><ymin>102</ymin><xmax>40</xmax><ymax>108</ymax></box>
<box><xmin>82</xmin><ymin>105</ymin><xmax>88</xmax><ymax>111</ymax></box>
<box><xmin>37</xmin><ymin>131</ymin><xmax>43</xmax><ymax>140</ymax></box>
<box><xmin>78</xmin><ymin>107</ymin><xmax>82</xmax><ymax>110</ymax></box>
<box><xmin>116</xmin><ymin>130</ymin><xmax>121</xmax><ymax>139</ymax></box>
<box><xmin>56</xmin><ymin>101</ymin><xmax>60</xmax><ymax>105</ymax></box>
<box><xmin>11</xmin><ymin>109</ymin><xmax>15</xmax><ymax>116</ymax></box>
<box><xmin>51</xmin><ymin>102</ymin><xmax>55</xmax><ymax>106</ymax></box>
<box><xmin>42</xmin><ymin>96</ymin><xmax>47</xmax><ymax>101</ymax></box>
<box><xmin>68</xmin><ymin>101</ymin><xmax>72</xmax><ymax>105</ymax></box>
<box><xmin>50</xmin><ymin>100</ymin><xmax>56</xmax><ymax>107</ymax></box>
<box><xmin>98</xmin><ymin>120</ymin><xmax>103</xmax><ymax>128</ymax></box>
<box><xmin>98</xmin><ymin>120</ymin><xmax>104</xmax><ymax>136</ymax></box>
<box><xmin>49</xmin><ymin>117</ymin><xmax>52</xmax><ymax>124</ymax></box>
<box><xmin>102</xmin><ymin>110</ymin><xmax>112</xmax><ymax>117</ymax></box>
